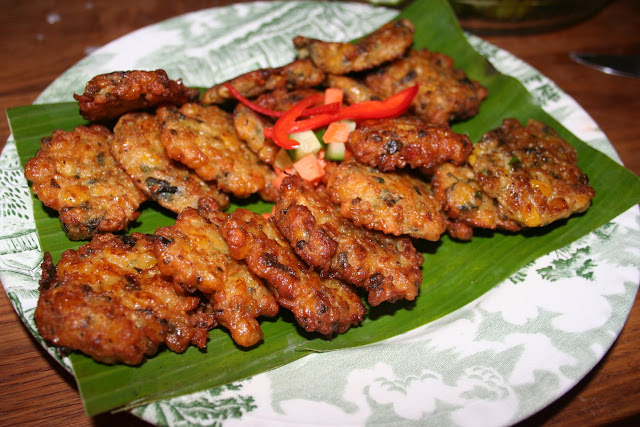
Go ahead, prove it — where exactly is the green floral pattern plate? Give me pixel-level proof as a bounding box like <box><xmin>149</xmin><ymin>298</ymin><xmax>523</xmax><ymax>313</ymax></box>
<box><xmin>1</xmin><ymin>1</ymin><xmax>638</xmax><ymax>425</ymax></box>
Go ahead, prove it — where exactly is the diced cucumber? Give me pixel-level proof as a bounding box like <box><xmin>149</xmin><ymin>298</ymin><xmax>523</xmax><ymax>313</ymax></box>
<box><xmin>325</xmin><ymin>142</ymin><xmax>346</xmax><ymax>161</ymax></box>
<box><xmin>289</xmin><ymin>130</ymin><xmax>323</xmax><ymax>161</ymax></box>
<box><xmin>274</xmin><ymin>148</ymin><xmax>294</xmax><ymax>170</ymax></box>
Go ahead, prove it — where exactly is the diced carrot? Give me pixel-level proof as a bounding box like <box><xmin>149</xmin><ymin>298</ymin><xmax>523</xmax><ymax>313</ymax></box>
<box><xmin>293</xmin><ymin>153</ymin><xmax>325</xmax><ymax>182</ymax></box>
<box><xmin>322</xmin><ymin>121</ymin><xmax>352</xmax><ymax>144</ymax></box>
<box><xmin>324</xmin><ymin>87</ymin><xmax>344</xmax><ymax>105</ymax></box>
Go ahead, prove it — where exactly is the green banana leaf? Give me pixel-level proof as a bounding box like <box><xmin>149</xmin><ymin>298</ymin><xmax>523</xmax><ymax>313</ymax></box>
<box><xmin>7</xmin><ymin>0</ymin><xmax>640</xmax><ymax>417</ymax></box>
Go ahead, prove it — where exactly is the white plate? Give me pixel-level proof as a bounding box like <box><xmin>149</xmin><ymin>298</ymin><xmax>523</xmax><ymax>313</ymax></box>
<box><xmin>1</xmin><ymin>1</ymin><xmax>639</xmax><ymax>425</ymax></box>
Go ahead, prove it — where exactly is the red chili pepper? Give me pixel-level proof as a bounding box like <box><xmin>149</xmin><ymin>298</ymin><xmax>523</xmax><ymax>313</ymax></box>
<box><xmin>271</xmin><ymin>93</ymin><xmax>325</xmax><ymax>149</ymax></box>
<box><xmin>224</xmin><ymin>83</ymin><xmax>340</xmax><ymax>118</ymax></box>
<box><xmin>264</xmin><ymin>85</ymin><xmax>418</xmax><ymax>138</ymax></box>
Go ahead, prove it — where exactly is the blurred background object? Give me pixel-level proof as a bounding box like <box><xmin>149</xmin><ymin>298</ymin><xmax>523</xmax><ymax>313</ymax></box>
<box><xmin>448</xmin><ymin>0</ymin><xmax>611</xmax><ymax>34</ymax></box>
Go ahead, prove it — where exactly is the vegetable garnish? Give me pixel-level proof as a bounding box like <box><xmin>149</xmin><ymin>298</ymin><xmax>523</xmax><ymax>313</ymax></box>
<box><xmin>324</xmin><ymin>87</ymin><xmax>344</xmax><ymax>105</ymax></box>
<box><xmin>272</xmin><ymin>93</ymin><xmax>325</xmax><ymax>149</ymax></box>
<box><xmin>322</xmin><ymin>121</ymin><xmax>353</xmax><ymax>144</ymax></box>
<box><xmin>263</xmin><ymin>85</ymin><xmax>419</xmax><ymax>146</ymax></box>
<box><xmin>223</xmin><ymin>83</ymin><xmax>340</xmax><ymax>118</ymax></box>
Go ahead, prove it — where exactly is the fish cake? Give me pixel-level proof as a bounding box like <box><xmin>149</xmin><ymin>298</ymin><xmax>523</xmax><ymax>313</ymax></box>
<box><xmin>293</xmin><ymin>19</ymin><xmax>415</xmax><ymax>75</ymax></box>
<box><xmin>74</xmin><ymin>69</ymin><xmax>199</xmax><ymax>123</ymax></box>
<box><xmin>24</xmin><ymin>125</ymin><xmax>146</xmax><ymax>240</ymax></box>
<box><xmin>325</xmin><ymin>161</ymin><xmax>446</xmax><ymax>241</ymax></box>
<box><xmin>154</xmin><ymin>198</ymin><xmax>278</xmax><ymax>347</ymax></box>
<box><xmin>202</xmin><ymin>59</ymin><xmax>325</xmax><ymax>105</ymax></box>
<box><xmin>326</xmin><ymin>75</ymin><xmax>379</xmax><ymax>105</ymax></box>
<box><xmin>158</xmin><ymin>103</ymin><xmax>277</xmax><ymax>200</ymax></box>
<box><xmin>346</xmin><ymin>117</ymin><xmax>473</xmax><ymax>173</ymax></box>
<box><xmin>34</xmin><ymin>233</ymin><xmax>215</xmax><ymax>365</ymax></box>
<box><xmin>111</xmin><ymin>112</ymin><xmax>229</xmax><ymax>213</ymax></box>
<box><xmin>222</xmin><ymin>208</ymin><xmax>365</xmax><ymax>336</ymax></box>
<box><xmin>365</xmin><ymin>49</ymin><xmax>488</xmax><ymax>125</ymax></box>
<box><xmin>274</xmin><ymin>175</ymin><xmax>424</xmax><ymax>306</ymax></box>
<box><xmin>233</xmin><ymin>103</ymin><xmax>280</xmax><ymax>165</ymax></box>
<box><xmin>470</xmin><ymin>118</ymin><xmax>595</xmax><ymax>227</ymax></box>
<box><xmin>432</xmin><ymin>163</ymin><xmax>521</xmax><ymax>240</ymax></box>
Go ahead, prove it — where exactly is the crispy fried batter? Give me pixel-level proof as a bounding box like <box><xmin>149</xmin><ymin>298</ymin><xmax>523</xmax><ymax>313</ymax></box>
<box><xmin>365</xmin><ymin>49</ymin><xmax>488</xmax><ymax>125</ymax></box>
<box><xmin>346</xmin><ymin>117</ymin><xmax>473</xmax><ymax>173</ymax></box>
<box><xmin>24</xmin><ymin>125</ymin><xmax>146</xmax><ymax>240</ymax></box>
<box><xmin>154</xmin><ymin>198</ymin><xmax>278</xmax><ymax>347</ymax></box>
<box><xmin>325</xmin><ymin>161</ymin><xmax>445</xmax><ymax>241</ymax></box>
<box><xmin>470</xmin><ymin>119</ymin><xmax>595</xmax><ymax>228</ymax></box>
<box><xmin>432</xmin><ymin>163</ymin><xmax>521</xmax><ymax>240</ymax></box>
<box><xmin>222</xmin><ymin>208</ymin><xmax>365</xmax><ymax>336</ymax></box>
<box><xmin>274</xmin><ymin>176</ymin><xmax>424</xmax><ymax>306</ymax></box>
<box><xmin>34</xmin><ymin>233</ymin><xmax>215</xmax><ymax>365</ymax></box>
<box><xmin>73</xmin><ymin>69</ymin><xmax>199</xmax><ymax>123</ymax></box>
<box><xmin>111</xmin><ymin>112</ymin><xmax>229</xmax><ymax>212</ymax></box>
<box><xmin>326</xmin><ymin>75</ymin><xmax>379</xmax><ymax>105</ymax></box>
<box><xmin>293</xmin><ymin>19</ymin><xmax>415</xmax><ymax>75</ymax></box>
<box><xmin>158</xmin><ymin>103</ymin><xmax>277</xmax><ymax>200</ymax></box>
<box><xmin>233</xmin><ymin>103</ymin><xmax>280</xmax><ymax>165</ymax></box>
<box><xmin>202</xmin><ymin>59</ymin><xmax>325</xmax><ymax>105</ymax></box>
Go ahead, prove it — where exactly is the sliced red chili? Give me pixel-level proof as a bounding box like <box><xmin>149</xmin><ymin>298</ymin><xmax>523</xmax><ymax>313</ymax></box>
<box><xmin>224</xmin><ymin>83</ymin><xmax>340</xmax><ymax>119</ymax></box>
<box><xmin>271</xmin><ymin>93</ymin><xmax>325</xmax><ymax>149</ymax></box>
<box><xmin>264</xmin><ymin>85</ymin><xmax>419</xmax><ymax>138</ymax></box>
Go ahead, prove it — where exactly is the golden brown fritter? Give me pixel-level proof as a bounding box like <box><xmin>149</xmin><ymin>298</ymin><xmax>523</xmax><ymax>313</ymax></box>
<box><xmin>432</xmin><ymin>163</ymin><xmax>521</xmax><ymax>240</ymax></box>
<box><xmin>274</xmin><ymin>176</ymin><xmax>424</xmax><ymax>306</ymax></box>
<box><xmin>34</xmin><ymin>233</ymin><xmax>216</xmax><ymax>365</ymax></box>
<box><xmin>326</xmin><ymin>75</ymin><xmax>379</xmax><ymax>105</ymax></box>
<box><xmin>202</xmin><ymin>59</ymin><xmax>326</xmax><ymax>105</ymax></box>
<box><xmin>253</xmin><ymin>88</ymin><xmax>323</xmax><ymax>111</ymax></box>
<box><xmin>365</xmin><ymin>49</ymin><xmax>488</xmax><ymax>125</ymax></box>
<box><xmin>293</xmin><ymin>19</ymin><xmax>415</xmax><ymax>75</ymax></box>
<box><xmin>158</xmin><ymin>103</ymin><xmax>277</xmax><ymax>200</ymax></box>
<box><xmin>222</xmin><ymin>208</ymin><xmax>365</xmax><ymax>336</ymax></box>
<box><xmin>24</xmin><ymin>125</ymin><xmax>146</xmax><ymax>240</ymax></box>
<box><xmin>325</xmin><ymin>161</ymin><xmax>446</xmax><ymax>241</ymax></box>
<box><xmin>470</xmin><ymin>118</ymin><xmax>595</xmax><ymax>228</ymax></box>
<box><xmin>233</xmin><ymin>103</ymin><xmax>280</xmax><ymax>165</ymax></box>
<box><xmin>111</xmin><ymin>112</ymin><xmax>229</xmax><ymax>213</ymax></box>
<box><xmin>154</xmin><ymin>198</ymin><xmax>278</xmax><ymax>347</ymax></box>
<box><xmin>346</xmin><ymin>117</ymin><xmax>473</xmax><ymax>173</ymax></box>
<box><xmin>74</xmin><ymin>69</ymin><xmax>199</xmax><ymax>123</ymax></box>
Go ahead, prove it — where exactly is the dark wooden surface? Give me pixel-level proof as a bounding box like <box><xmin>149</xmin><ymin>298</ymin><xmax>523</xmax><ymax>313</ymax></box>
<box><xmin>1</xmin><ymin>1</ymin><xmax>638</xmax><ymax>425</ymax></box>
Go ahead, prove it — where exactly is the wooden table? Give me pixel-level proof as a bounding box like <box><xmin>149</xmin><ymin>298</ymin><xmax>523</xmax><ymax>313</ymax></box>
<box><xmin>1</xmin><ymin>1</ymin><xmax>638</xmax><ymax>425</ymax></box>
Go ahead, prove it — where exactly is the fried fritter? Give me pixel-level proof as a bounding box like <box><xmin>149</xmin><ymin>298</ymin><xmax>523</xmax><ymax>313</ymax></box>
<box><xmin>34</xmin><ymin>233</ymin><xmax>215</xmax><ymax>365</ymax></box>
<box><xmin>24</xmin><ymin>125</ymin><xmax>146</xmax><ymax>240</ymax></box>
<box><xmin>202</xmin><ymin>59</ymin><xmax>325</xmax><ymax>105</ymax></box>
<box><xmin>293</xmin><ymin>19</ymin><xmax>415</xmax><ymax>75</ymax></box>
<box><xmin>158</xmin><ymin>104</ymin><xmax>275</xmax><ymax>201</ymax></box>
<box><xmin>365</xmin><ymin>49</ymin><xmax>488</xmax><ymax>125</ymax></box>
<box><xmin>154</xmin><ymin>198</ymin><xmax>278</xmax><ymax>347</ymax></box>
<box><xmin>222</xmin><ymin>208</ymin><xmax>365</xmax><ymax>336</ymax></box>
<box><xmin>470</xmin><ymin>118</ymin><xmax>595</xmax><ymax>228</ymax></box>
<box><xmin>74</xmin><ymin>69</ymin><xmax>199</xmax><ymax>123</ymax></box>
<box><xmin>233</xmin><ymin>103</ymin><xmax>280</xmax><ymax>165</ymax></box>
<box><xmin>326</xmin><ymin>75</ymin><xmax>379</xmax><ymax>105</ymax></box>
<box><xmin>274</xmin><ymin>176</ymin><xmax>424</xmax><ymax>306</ymax></box>
<box><xmin>432</xmin><ymin>163</ymin><xmax>521</xmax><ymax>240</ymax></box>
<box><xmin>325</xmin><ymin>161</ymin><xmax>446</xmax><ymax>241</ymax></box>
<box><xmin>158</xmin><ymin>103</ymin><xmax>277</xmax><ymax>200</ymax></box>
<box><xmin>111</xmin><ymin>112</ymin><xmax>229</xmax><ymax>213</ymax></box>
<box><xmin>346</xmin><ymin>117</ymin><xmax>473</xmax><ymax>173</ymax></box>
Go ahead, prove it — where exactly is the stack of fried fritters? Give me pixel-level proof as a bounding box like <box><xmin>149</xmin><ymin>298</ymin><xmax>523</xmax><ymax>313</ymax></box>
<box><xmin>25</xmin><ymin>19</ymin><xmax>594</xmax><ymax>365</ymax></box>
